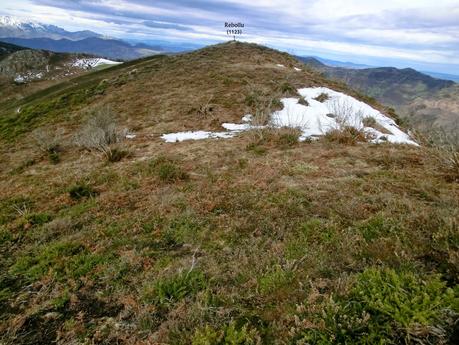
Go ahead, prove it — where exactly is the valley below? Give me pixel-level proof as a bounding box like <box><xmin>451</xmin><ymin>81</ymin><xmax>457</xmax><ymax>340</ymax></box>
<box><xmin>299</xmin><ymin>57</ymin><xmax>459</xmax><ymax>133</ymax></box>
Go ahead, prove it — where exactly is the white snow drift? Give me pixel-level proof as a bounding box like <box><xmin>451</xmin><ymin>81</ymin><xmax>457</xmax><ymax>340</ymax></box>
<box><xmin>14</xmin><ymin>71</ymin><xmax>44</xmax><ymax>83</ymax></box>
<box><xmin>161</xmin><ymin>87</ymin><xmax>417</xmax><ymax>145</ymax></box>
<box><xmin>71</xmin><ymin>58</ymin><xmax>122</xmax><ymax>69</ymax></box>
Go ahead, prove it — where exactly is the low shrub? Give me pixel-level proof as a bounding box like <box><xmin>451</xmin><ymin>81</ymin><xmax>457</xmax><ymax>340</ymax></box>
<box><xmin>25</xmin><ymin>213</ymin><xmax>52</xmax><ymax>226</ymax></box>
<box><xmin>356</xmin><ymin>215</ymin><xmax>397</xmax><ymax>242</ymax></box>
<box><xmin>362</xmin><ymin>116</ymin><xmax>377</xmax><ymax>127</ymax></box>
<box><xmin>293</xmin><ymin>268</ymin><xmax>459</xmax><ymax>344</ymax></box>
<box><xmin>31</xmin><ymin>127</ymin><xmax>64</xmax><ymax>164</ymax></box>
<box><xmin>106</xmin><ymin>147</ymin><xmax>130</xmax><ymax>162</ymax></box>
<box><xmin>271</xmin><ymin>127</ymin><xmax>301</xmax><ymax>148</ymax></box>
<box><xmin>192</xmin><ymin>322</ymin><xmax>261</xmax><ymax>345</ymax></box>
<box><xmin>143</xmin><ymin>269</ymin><xmax>206</xmax><ymax>307</ymax></box>
<box><xmin>246</xmin><ymin>141</ymin><xmax>267</xmax><ymax>155</ymax></box>
<box><xmin>257</xmin><ymin>264</ymin><xmax>294</xmax><ymax>294</ymax></box>
<box><xmin>324</xmin><ymin>126</ymin><xmax>370</xmax><ymax>145</ymax></box>
<box><xmin>314</xmin><ymin>92</ymin><xmax>329</xmax><ymax>102</ymax></box>
<box><xmin>298</xmin><ymin>96</ymin><xmax>309</xmax><ymax>106</ymax></box>
<box><xmin>148</xmin><ymin>156</ymin><xmax>189</xmax><ymax>182</ymax></box>
<box><xmin>420</xmin><ymin>129</ymin><xmax>459</xmax><ymax>182</ymax></box>
<box><xmin>75</xmin><ymin>106</ymin><xmax>129</xmax><ymax>162</ymax></box>
<box><xmin>279</xmin><ymin>82</ymin><xmax>297</xmax><ymax>95</ymax></box>
<box><xmin>68</xmin><ymin>184</ymin><xmax>98</xmax><ymax>200</ymax></box>
<box><xmin>386</xmin><ymin>107</ymin><xmax>406</xmax><ymax>126</ymax></box>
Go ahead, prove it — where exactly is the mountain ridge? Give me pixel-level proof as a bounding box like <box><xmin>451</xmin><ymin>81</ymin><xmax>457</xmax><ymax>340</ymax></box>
<box><xmin>304</xmin><ymin>54</ymin><xmax>459</xmax><ymax>82</ymax></box>
<box><xmin>0</xmin><ymin>15</ymin><xmax>102</xmax><ymax>40</ymax></box>
<box><xmin>0</xmin><ymin>36</ymin><xmax>163</xmax><ymax>61</ymax></box>
<box><xmin>298</xmin><ymin>56</ymin><xmax>459</xmax><ymax>130</ymax></box>
<box><xmin>0</xmin><ymin>16</ymin><xmax>163</xmax><ymax>60</ymax></box>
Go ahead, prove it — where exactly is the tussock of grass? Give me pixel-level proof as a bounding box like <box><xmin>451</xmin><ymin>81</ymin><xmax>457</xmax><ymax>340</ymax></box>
<box><xmin>192</xmin><ymin>322</ymin><xmax>261</xmax><ymax>345</ymax></box>
<box><xmin>147</xmin><ymin>156</ymin><xmax>189</xmax><ymax>182</ymax></box>
<box><xmin>143</xmin><ymin>270</ymin><xmax>207</xmax><ymax>307</ymax></box>
<box><xmin>314</xmin><ymin>92</ymin><xmax>329</xmax><ymax>102</ymax></box>
<box><xmin>68</xmin><ymin>184</ymin><xmax>98</xmax><ymax>200</ymax></box>
<box><xmin>324</xmin><ymin>126</ymin><xmax>371</xmax><ymax>145</ymax></box>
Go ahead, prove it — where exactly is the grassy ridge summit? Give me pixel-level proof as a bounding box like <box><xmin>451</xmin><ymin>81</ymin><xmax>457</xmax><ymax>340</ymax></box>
<box><xmin>0</xmin><ymin>41</ymin><xmax>458</xmax><ymax>344</ymax></box>
<box><xmin>0</xmin><ymin>41</ymin><xmax>396</xmax><ymax>142</ymax></box>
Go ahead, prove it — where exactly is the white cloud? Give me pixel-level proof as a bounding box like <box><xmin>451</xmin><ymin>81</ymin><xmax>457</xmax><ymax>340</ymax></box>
<box><xmin>1</xmin><ymin>0</ymin><xmax>459</xmax><ymax>73</ymax></box>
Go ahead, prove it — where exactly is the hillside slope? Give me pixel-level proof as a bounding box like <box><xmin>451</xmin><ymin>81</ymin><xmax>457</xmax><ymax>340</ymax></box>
<box><xmin>1</xmin><ymin>37</ymin><xmax>164</xmax><ymax>61</ymax></box>
<box><xmin>0</xmin><ymin>42</ymin><xmax>457</xmax><ymax>345</ymax></box>
<box><xmin>0</xmin><ymin>44</ymin><xmax>121</xmax><ymax>102</ymax></box>
<box><xmin>0</xmin><ymin>41</ymin><xmax>26</xmax><ymax>59</ymax></box>
<box><xmin>299</xmin><ymin>57</ymin><xmax>459</xmax><ymax>131</ymax></box>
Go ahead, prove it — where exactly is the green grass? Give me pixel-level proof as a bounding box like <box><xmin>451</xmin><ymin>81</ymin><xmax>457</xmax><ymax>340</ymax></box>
<box><xmin>293</xmin><ymin>268</ymin><xmax>459</xmax><ymax>344</ymax></box>
<box><xmin>192</xmin><ymin>322</ymin><xmax>261</xmax><ymax>345</ymax></box>
<box><xmin>68</xmin><ymin>184</ymin><xmax>98</xmax><ymax>200</ymax></box>
<box><xmin>143</xmin><ymin>269</ymin><xmax>207</xmax><ymax>307</ymax></box>
<box><xmin>11</xmin><ymin>241</ymin><xmax>108</xmax><ymax>282</ymax></box>
<box><xmin>257</xmin><ymin>264</ymin><xmax>294</xmax><ymax>295</ymax></box>
<box><xmin>147</xmin><ymin>156</ymin><xmax>189</xmax><ymax>182</ymax></box>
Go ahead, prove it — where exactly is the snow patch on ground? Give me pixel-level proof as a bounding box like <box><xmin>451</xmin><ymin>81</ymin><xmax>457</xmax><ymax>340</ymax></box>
<box><xmin>294</xmin><ymin>67</ymin><xmax>301</xmax><ymax>71</ymax></box>
<box><xmin>279</xmin><ymin>87</ymin><xmax>418</xmax><ymax>145</ymax></box>
<box><xmin>161</xmin><ymin>130</ymin><xmax>236</xmax><ymax>143</ymax></box>
<box><xmin>276</xmin><ymin>64</ymin><xmax>285</xmax><ymax>67</ymax></box>
<box><xmin>14</xmin><ymin>71</ymin><xmax>44</xmax><ymax>83</ymax></box>
<box><xmin>161</xmin><ymin>87</ymin><xmax>417</xmax><ymax>145</ymax></box>
<box><xmin>71</xmin><ymin>58</ymin><xmax>122</xmax><ymax>69</ymax></box>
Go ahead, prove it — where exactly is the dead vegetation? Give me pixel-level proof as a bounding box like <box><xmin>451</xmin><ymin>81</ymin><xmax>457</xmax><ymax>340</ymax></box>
<box><xmin>321</xmin><ymin>99</ymin><xmax>373</xmax><ymax>145</ymax></box>
<box><xmin>31</xmin><ymin>127</ymin><xmax>64</xmax><ymax>163</ymax></box>
<box><xmin>74</xmin><ymin>106</ymin><xmax>129</xmax><ymax>162</ymax></box>
<box><xmin>416</xmin><ymin>127</ymin><xmax>459</xmax><ymax>181</ymax></box>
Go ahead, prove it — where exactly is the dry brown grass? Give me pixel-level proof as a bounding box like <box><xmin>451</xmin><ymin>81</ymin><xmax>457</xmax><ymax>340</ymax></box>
<box><xmin>323</xmin><ymin>126</ymin><xmax>371</xmax><ymax>145</ymax></box>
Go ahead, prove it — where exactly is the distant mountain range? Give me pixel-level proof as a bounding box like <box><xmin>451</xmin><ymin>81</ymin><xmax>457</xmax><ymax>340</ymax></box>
<box><xmin>298</xmin><ymin>56</ymin><xmax>459</xmax><ymax>131</ymax></box>
<box><xmin>421</xmin><ymin>71</ymin><xmax>459</xmax><ymax>83</ymax></box>
<box><xmin>0</xmin><ymin>16</ymin><xmax>163</xmax><ymax>60</ymax></box>
<box><xmin>0</xmin><ymin>37</ymin><xmax>163</xmax><ymax>61</ymax></box>
<box><xmin>0</xmin><ymin>16</ymin><xmax>101</xmax><ymax>40</ymax></box>
<box><xmin>310</xmin><ymin>55</ymin><xmax>459</xmax><ymax>83</ymax></box>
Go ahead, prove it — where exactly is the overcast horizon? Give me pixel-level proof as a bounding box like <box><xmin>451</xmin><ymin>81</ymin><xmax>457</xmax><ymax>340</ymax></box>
<box><xmin>1</xmin><ymin>0</ymin><xmax>459</xmax><ymax>75</ymax></box>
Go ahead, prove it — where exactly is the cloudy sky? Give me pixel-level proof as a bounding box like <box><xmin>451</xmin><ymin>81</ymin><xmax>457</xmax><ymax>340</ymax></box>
<box><xmin>2</xmin><ymin>0</ymin><xmax>459</xmax><ymax>74</ymax></box>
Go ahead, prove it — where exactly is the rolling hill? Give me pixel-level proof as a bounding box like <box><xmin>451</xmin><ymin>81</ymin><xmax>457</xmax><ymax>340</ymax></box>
<box><xmin>0</xmin><ymin>41</ymin><xmax>121</xmax><ymax>102</ymax></box>
<box><xmin>1</xmin><ymin>37</ymin><xmax>164</xmax><ymax>61</ymax></box>
<box><xmin>0</xmin><ymin>40</ymin><xmax>25</xmax><ymax>59</ymax></box>
<box><xmin>0</xmin><ymin>42</ymin><xmax>457</xmax><ymax>345</ymax></box>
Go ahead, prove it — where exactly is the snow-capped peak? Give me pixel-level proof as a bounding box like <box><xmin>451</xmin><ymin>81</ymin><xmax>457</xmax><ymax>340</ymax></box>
<box><xmin>0</xmin><ymin>15</ymin><xmax>101</xmax><ymax>40</ymax></box>
<box><xmin>0</xmin><ymin>15</ymin><xmax>44</xmax><ymax>29</ymax></box>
